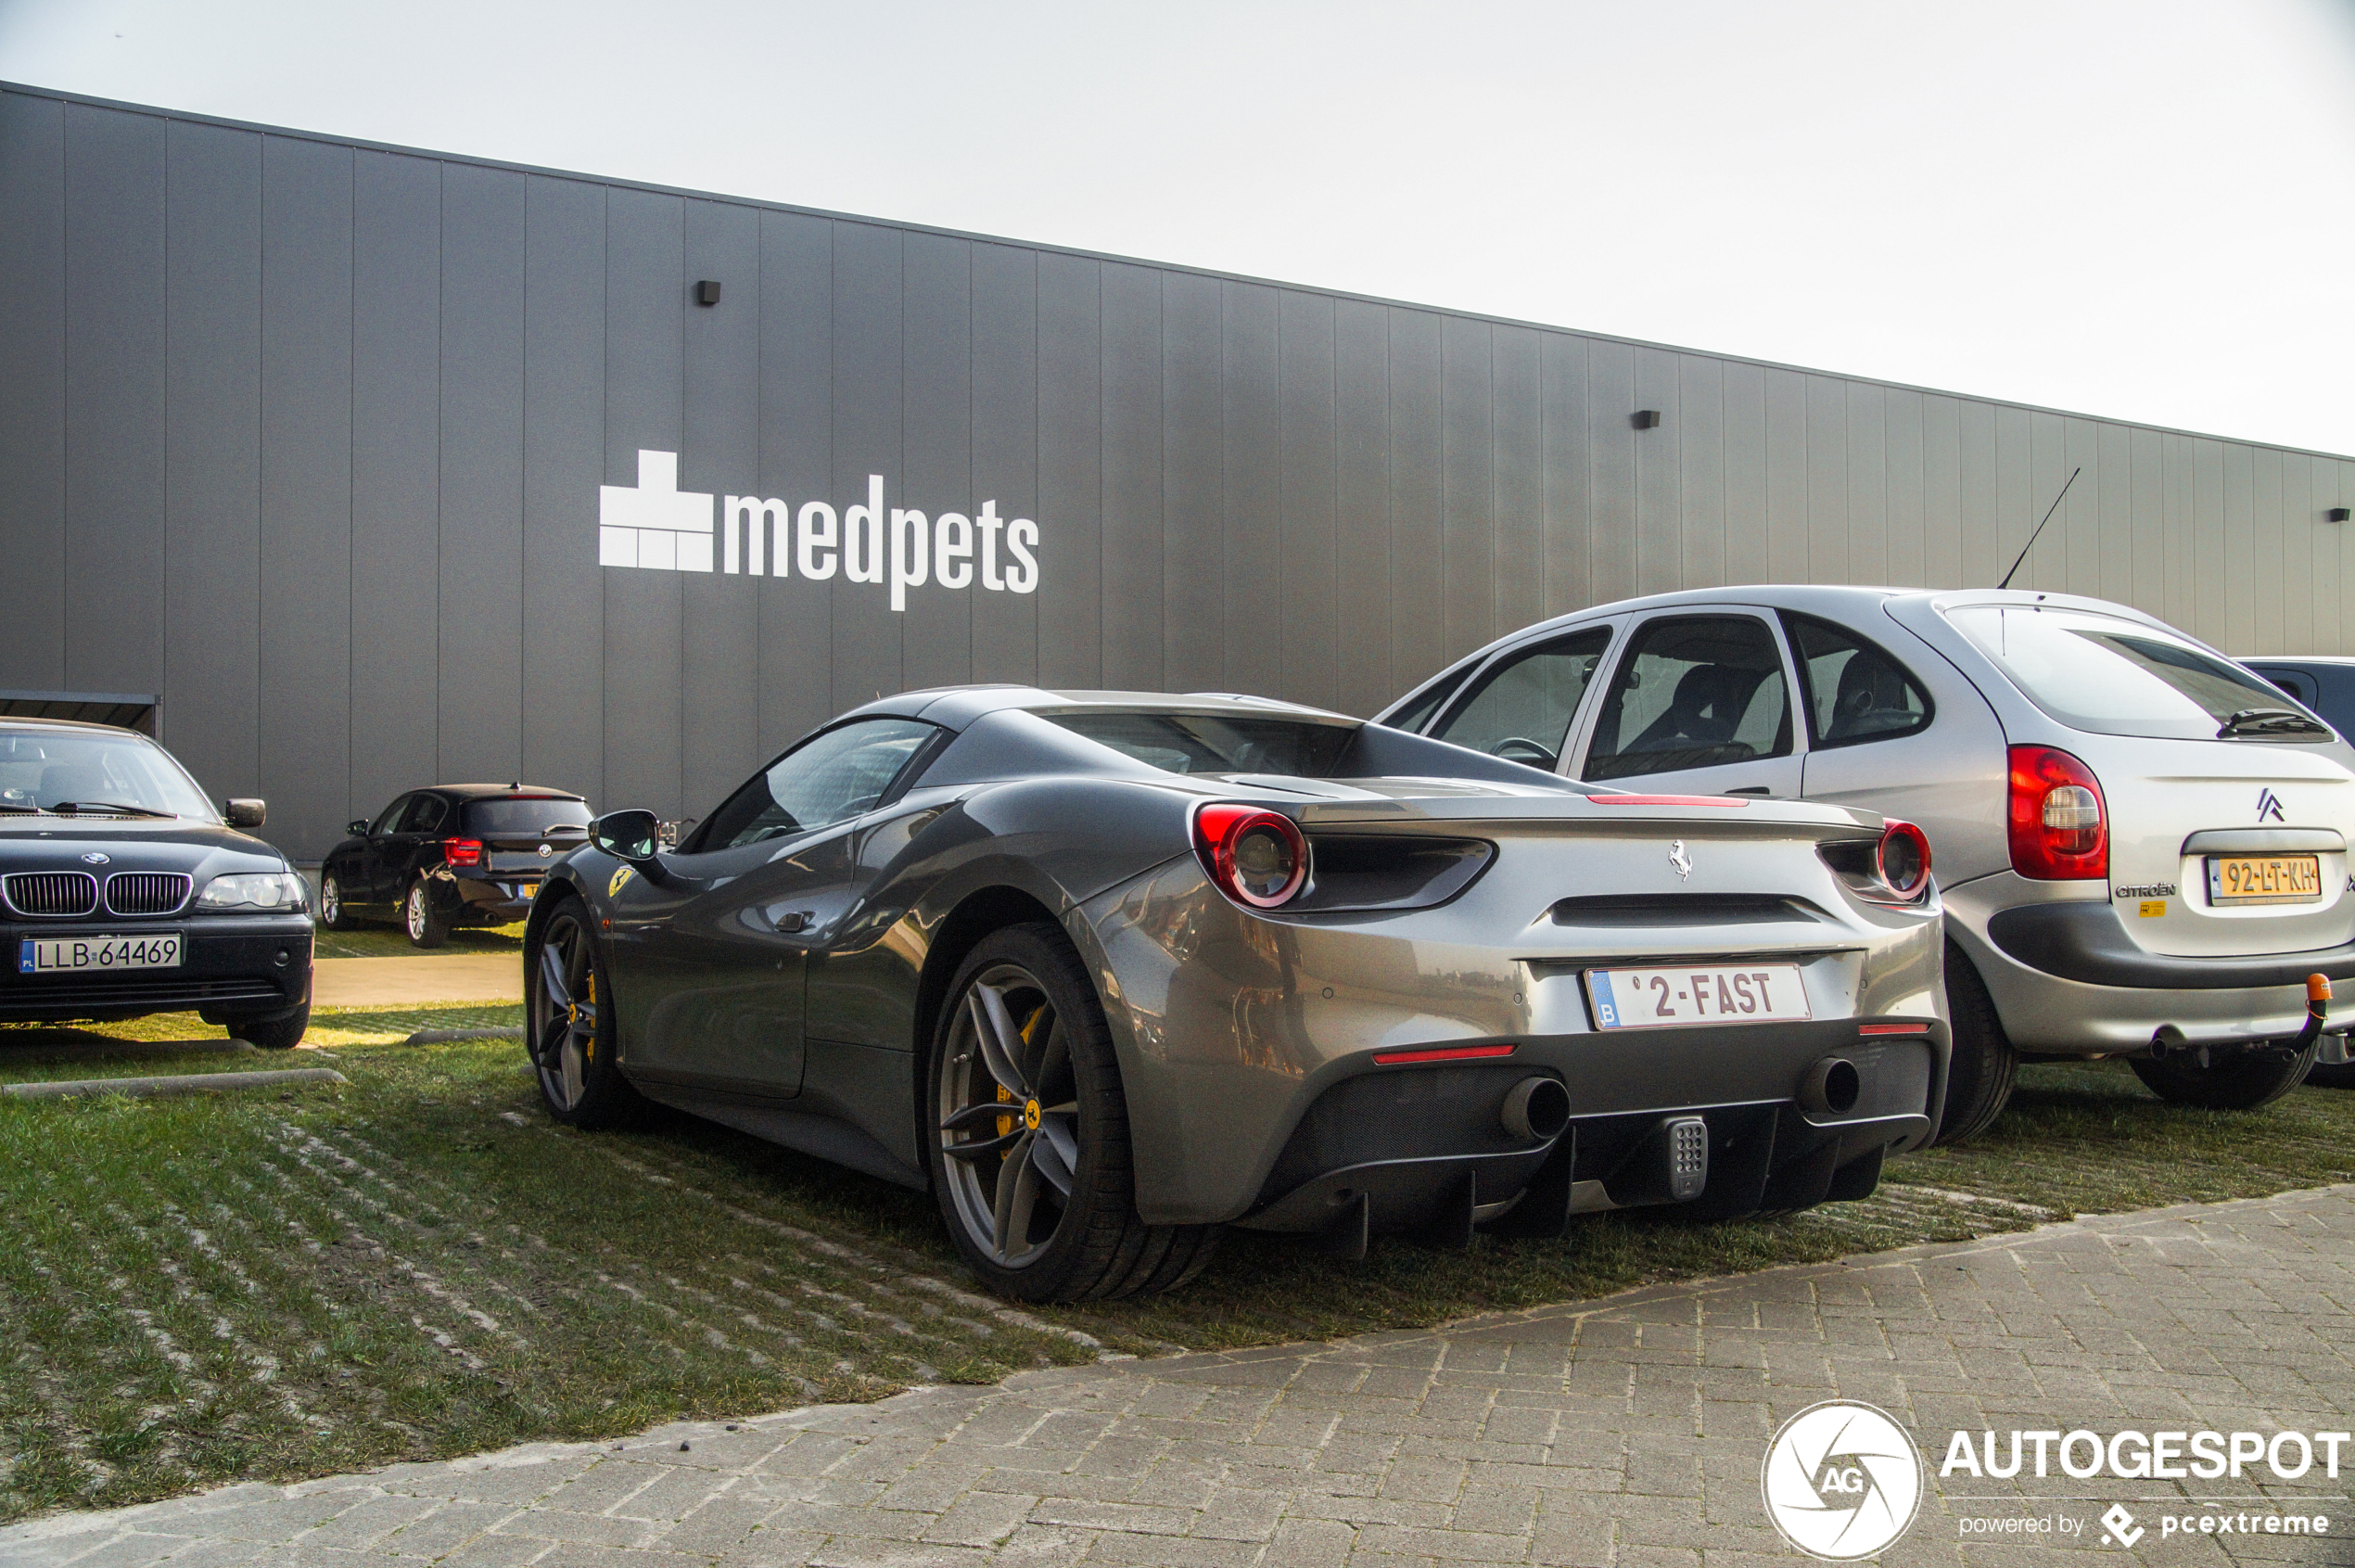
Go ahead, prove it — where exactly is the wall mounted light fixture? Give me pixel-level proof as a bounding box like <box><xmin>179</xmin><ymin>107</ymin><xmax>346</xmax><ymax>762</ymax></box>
<box><xmin>695</xmin><ymin>280</ymin><xmax>722</xmax><ymax>306</ymax></box>
<box><xmin>1632</xmin><ymin>410</ymin><xmax>1661</xmax><ymax>429</ymax></box>
<box><xmin>2329</xmin><ymin>507</ymin><xmax>2351</xmax><ymax>523</ymax></box>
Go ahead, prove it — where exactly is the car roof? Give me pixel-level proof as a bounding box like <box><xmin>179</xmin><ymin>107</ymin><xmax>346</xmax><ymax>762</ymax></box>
<box><xmin>845</xmin><ymin>685</ymin><xmax>1354</xmax><ymax>731</ymax></box>
<box><xmin>2245</xmin><ymin>656</ymin><xmax>2355</xmax><ymax>667</ymax></box>
<box><xmin>420</xmin><ymin>784</ymin><xmax>588</xmax><ymax>801</ymax></box>
<box><xmin>0</xmin><ymin>717</ymin><xmax>150</xmax><ymax>738</ymax></box>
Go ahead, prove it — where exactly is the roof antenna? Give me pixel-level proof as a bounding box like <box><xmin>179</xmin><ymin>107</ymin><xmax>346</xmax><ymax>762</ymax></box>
<box><xmin>1997</xmin><ymin>466</ymin><xmax>2081</xmax><ymax>591</ymax></box>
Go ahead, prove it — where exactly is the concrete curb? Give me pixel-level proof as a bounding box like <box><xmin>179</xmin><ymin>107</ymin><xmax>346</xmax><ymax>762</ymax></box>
<box><xmin>2</xmin><ymin>1067</ymin><xmax>350</xmax><ymax>1100</ymax></box>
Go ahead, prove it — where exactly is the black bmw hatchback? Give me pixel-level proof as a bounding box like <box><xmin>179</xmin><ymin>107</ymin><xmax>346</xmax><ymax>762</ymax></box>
<box><xmin>319</xmin><ymin>784</ymin><xmax>591</xmax><ymax>947</ymax></box>
<box><xmin>0</xmin><ymin>719</ymin><xmax>312</xmax><ymax>1048</ymax></box>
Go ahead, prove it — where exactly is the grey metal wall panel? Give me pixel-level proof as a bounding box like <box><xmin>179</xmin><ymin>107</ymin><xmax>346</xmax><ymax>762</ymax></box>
<box><xmin>258</xmin><ymin>134</ymin><xmax>354</xmax><ymax>856</ymax></box>
<box><xmin>1221</xmin><ymin>281</ymin><xmax>1280</xmax><ymax>695</ymax></box>
<box><xmin>827</xmin><ymin>220</ymin><xmax>904</xmax><ymax>719</ymax></box>
<box><xmin>1034</xmin><ymin>251</ymin><xmax>1101</xmax><ymax>690</ymax></box>
<box><xmin>349</xmin><ymin>150</ymin><xmax>441</xmax><ymax>818</ymax></box>
<box><xmin>681</xmin><ymin>197</ymin><xmax>762</xmax><ymax>813</ymax></box>
<box><xmin>163</xmin><ymin>121</ymin><xmax>261</xmax><ymax>809</ymax></box>
<box><xmin>0</xmin><ymin>92</ymin><xmax>67</xmax><ymax>687</ymax></box>
<box><xmin>1159</xmin><ymin>272</ymin><xmax>1220</xmax><ymax>693</ymax></box>
<box><xmin>1441</xmin><ymin>316</ymin><xmax>1494</xmax><ymax>663</ymax></box>
<box><xmin>1490</xmin><ymin>326</ymin><xmax>1542</xmax><ymax>641</ymax></box>
<box><xmin>755</xmin><ymin>209</ymin><xmax>834</xmax><ymax>759</ymax></box>
<box><xmin>1387</xmin><ymin>311</ymin><xmax>1443</xmax><ymax>688</ymax></box>
<box><xmin>899</xmin><ymin>230</ymin><xmax>973</xmax><ymax>695</ymax></box>
<box><xmin>1099</xmin><ymin>261</ymin><xmax>1163</xmax><ymax>691</ymax></box>
<box><xmin>969</xmin><ymin>242</ymin><xmax>1039</xmax><ymax>687</ymax></box>
<box><xmin>522</xmin><ymin>174</ymin><xmax>607</xmax><ymax>808</ymax></box>
<box><xmin>1331</xmin><ymin>299</ymin><xmax>1389</xmax><ymax>716</ymax></box>
<box><xmin>62</xmin><ymin>104</ymin><xmax>167</xmax><ymax>698</ymax></box>
<box><xmin>14</xmin><ymin>86</ymin><xmax>2355</xmax><ymax>855</ymax></box>
<box><xmin>602</xmin><ymin>187</ymin><xmax>685</xmax><ymax>817</ymax></box>
<box><xmin>438</xmin><ymin>163</ymin><xmax>528</xmax><ymax>785</ymax></box>
<box><xmin>1276</xmin><ymin>289</ymin><xmax>1337</xmax><ymax>711</ymax></box>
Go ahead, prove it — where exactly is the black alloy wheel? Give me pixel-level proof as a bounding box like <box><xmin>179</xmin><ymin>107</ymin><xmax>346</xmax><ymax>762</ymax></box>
<box><xmin>404</xmin><ymin>879</ymin><xmax>451</xmax><ymax>949</ymax></box>
<box><xmin>2131</xmin><ymin>1036</ymin><xmax>2320</xmax><ymax>1110</ymax></box>
<box><xmin>926</xmin><ymin>924</ymin><xmax>1219</xmax><ymax>1302</ymax></box>
<box><xmin>318</xmin><ymin>873</ymin><xmax>356</xmax><ymax>931</ymax></box>
<box><xmin>1932</xmin><ymin>943</ymin><xmax>2018</xmax><ymax>1144</ymax></box>
<box><xmin>528</xmin><ymin>901</ymin><xmax>640</xmax><ymax>1127</ymax></box>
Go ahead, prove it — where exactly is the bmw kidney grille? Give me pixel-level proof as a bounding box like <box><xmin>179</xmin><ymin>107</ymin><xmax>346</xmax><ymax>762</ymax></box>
<box><xmin>4</xmin><ymin>871</ymin><xmax>101</xmax><ymax>917</ymax></box>
<box><xmin>106</xmin><ymin>873</ymin><xmax>193</xmax><ymax>916</ymax></box>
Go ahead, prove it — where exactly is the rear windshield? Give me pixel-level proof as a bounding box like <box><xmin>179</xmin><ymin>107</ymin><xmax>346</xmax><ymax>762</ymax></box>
<box><xmin>1046</xmin><ymin>712</ymin><xmax>1356</xmax><ymax>776</ymax></box>
<box><xmin>465</xmin><ymin>797</ymin><xmax>592</xmax><ymax>835</ymax></box>
<box><xmin>1945</xmin><ymin>606</ymin><xmax>2322</xmax><ymax>742</ymax></box>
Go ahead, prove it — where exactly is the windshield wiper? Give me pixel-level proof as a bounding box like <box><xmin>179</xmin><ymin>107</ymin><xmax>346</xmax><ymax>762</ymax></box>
<box><xmin>2217</xmin><ymin>707</ymin><xmax>2331</xmax><ymax>738</ymax></box>
<box><xmin>0</xmin><ymin>803</ymin><xmax>50</xmax><ymax>815</ymax></box>
<box><xmin>49</xmin><ymin>800</ymin><xmax>178</xmax><ymax>819</ymax></box>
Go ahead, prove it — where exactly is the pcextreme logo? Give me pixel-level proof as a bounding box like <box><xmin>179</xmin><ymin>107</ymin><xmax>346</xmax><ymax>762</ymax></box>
<box><xmin>597</xmin><ymin>450</ymin><xmax>1039</xmax><ymax>613</ymax></box>
<box><xmin>1762</xmin><ymin>1400</ymin><xmax>1925</xmax><ymax>1560</ymax></box>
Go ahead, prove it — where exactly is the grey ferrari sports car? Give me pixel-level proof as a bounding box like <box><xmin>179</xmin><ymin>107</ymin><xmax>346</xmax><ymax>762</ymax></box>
<box><xmin>526</xmin><ymin>687</ymin><xmax>1950</xmax><ymax>1301</ymax></box>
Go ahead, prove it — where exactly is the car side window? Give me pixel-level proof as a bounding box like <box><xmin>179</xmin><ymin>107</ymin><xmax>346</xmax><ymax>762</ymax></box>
<box><xmin>1385</xmin><ymin>668</ymin><xmax>1473</xmax><ymax>735</ymax></box>
<box><xmin>1584</xmin><ymin>616</ymin><xmax>1791</xmax><ymax>781</ymax></box>
<box><xmin>371</xmin><ymin>795</ymin><xmax>411</xmax><ymax>835</ymax></box>
<box><xmin>401</xmin><ymin>794</ymin><xmax>449</xmax><ymax>835</ymax></box>
<box><xmin>701</xmin><ymin>719</ymin><xmax>939</xmax><ymax>850</ymax></box>
<box><xmin>1427</xmin><ymin>629</ymin><xmax>1612</xmax><ymax>771</ymax></box>
<box><xmin>1784</xmin><ymin>614</ymin><xmax>1933</xmax><ymax>748</ymax></box>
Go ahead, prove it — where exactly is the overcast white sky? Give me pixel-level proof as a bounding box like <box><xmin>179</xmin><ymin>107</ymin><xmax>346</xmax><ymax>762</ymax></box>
<box><xmin>6</xmin><ymin>0</ymin><xmax>2353</xmax><ymax>455</ymax></box>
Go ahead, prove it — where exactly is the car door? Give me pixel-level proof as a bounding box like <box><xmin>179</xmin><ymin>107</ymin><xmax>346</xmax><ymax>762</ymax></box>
<box><xmin>1566</xmin><ymin>611</ymin><xmax>1807</xmax><ymax>797</ymax></box>
<box><xmin>359</xmin><ymin>794</ymin><xmax>413</xmax><ymax>905</ymax></box>
<box><xmin>390</xmin><ymin>792</ymin><xmax>449</xmax><ymax>903</ymax></box>
<box><xmin>1422</xmin><ymin>624</ymin><xmax>1616</xmax><ymax>772</ymax></box>
<box><xmin>609</xmin><ymin>717</ymin><xmax>941</xmax><ymax>1097</ymax></box>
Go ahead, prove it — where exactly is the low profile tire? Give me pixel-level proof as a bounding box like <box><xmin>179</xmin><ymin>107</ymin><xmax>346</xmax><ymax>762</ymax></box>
<box><xmin>2131</xmin><ymin>1039</ymin><xmax>2319</xmax><ymax>1110</ymax></box>
<box><xmin>234</xmin><ymin>1003</ymin><xmax>309</xmax><ymax>1051</ymax></box>
<box><xmin>1933</xmin><ymin>942</ymin><xmax>2018</xmax><ymax>1145</ymax></box>
<box><xmin>527</xmin><ymin>899</ymin><xmax>642</xmax><ymax>1128</ymax></box>
<box><xmin>2305</xmin><ymin>1061</ymin><xmax>2355</xmax><ymax>1090</ymax></box>
<box><xmin>403</xmin><ymin>879</ymin><xmax>451</xmax><ymax>949</ymax></box>
<box><xmin>926</xmin><ymin>923</ymin><xmax>1220</xmax><ymax>1303</ymax></box>
<box><xmin>318</xmin><ymin>874</ymin><xmax>357</xmax><ymax>931</ymax></box>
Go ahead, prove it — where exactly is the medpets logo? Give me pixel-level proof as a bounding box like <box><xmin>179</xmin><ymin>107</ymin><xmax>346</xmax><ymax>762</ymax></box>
<box><xmin>1762</xmin><ymin>1400</ymin><xmax>1924</xmax><ymax>1560</ymax></box>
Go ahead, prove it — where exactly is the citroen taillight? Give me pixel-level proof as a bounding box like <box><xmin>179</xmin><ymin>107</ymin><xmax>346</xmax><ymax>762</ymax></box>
<box><xmin>2007</xmin><ymin>746</ymin><xmax>2107</xmax><ymax>879</ymax></box>
<box><xmin>1190</xmin><ymin>804</ymin><xmax>1309</xmax><ymax>909</ymax></box>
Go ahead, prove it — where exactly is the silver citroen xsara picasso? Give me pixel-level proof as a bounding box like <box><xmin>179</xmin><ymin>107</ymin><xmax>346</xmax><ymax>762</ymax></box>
<box><xmin>1381</xmin><ymin>586</ymin><xmax>2355</xmax><ymax>1141</ymax></box>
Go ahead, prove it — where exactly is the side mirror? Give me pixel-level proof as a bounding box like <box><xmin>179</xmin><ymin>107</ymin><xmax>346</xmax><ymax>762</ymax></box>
<box><xmin>590</xmin><ymin>809</ymin><xmax>663</xmax><ymax>865</ymax></box>
<box><xmin>347</xmin><ymin>819</ymin><xmax>372</xmax><ymax>837</ymax></box>
<box><xmin>224</xmin><ymin>798</ymin><xmax>267</xmax><ymax>829</ymax></box>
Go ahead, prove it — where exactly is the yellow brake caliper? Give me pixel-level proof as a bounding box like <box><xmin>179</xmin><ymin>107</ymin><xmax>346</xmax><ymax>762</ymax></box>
<box><xmin>994</xmin><ymin>1004</ymin><xmax>1050</xmax><ymax>1147</ymax></box>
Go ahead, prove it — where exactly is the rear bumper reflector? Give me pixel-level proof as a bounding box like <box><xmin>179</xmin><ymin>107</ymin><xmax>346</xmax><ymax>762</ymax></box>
<box><xmin>1858</xmin><ymin>1022</ymin><xmax>1932</xmax><ymax>1036</ymax></box>
<box><xmin>1371</xmin><ymin>1043</ymin><xmax>1517</xmax><ymax>1066</ymax></box>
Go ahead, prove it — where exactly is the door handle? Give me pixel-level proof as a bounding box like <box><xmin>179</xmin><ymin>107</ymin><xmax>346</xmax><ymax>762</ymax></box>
<box><xmin>767</xmin><ymin>907</ymin><xmax>812</xmax><ymax>933</ymax></box>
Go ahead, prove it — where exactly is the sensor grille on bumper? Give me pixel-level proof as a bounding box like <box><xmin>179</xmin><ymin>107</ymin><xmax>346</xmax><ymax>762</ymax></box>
<box><xmin>4</xmin><ymin>872</ymin><xmax>99</xmax><ymax>917</ymax></box>
<box><xmin>1665</xmin><ymin>1115</ymin><xmax>1709</xmax><ymax>1201</ymax></box>
<box><xmin>105</xmin><ymin>873</ymin><xmax>192</xmax><ymax>916</ymax></box>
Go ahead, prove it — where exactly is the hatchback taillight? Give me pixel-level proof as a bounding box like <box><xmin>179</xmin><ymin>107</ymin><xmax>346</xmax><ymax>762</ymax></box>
<box><xmin>2007</xmin><ymin>746</ymin><xmax>2107</xmax><ymax>879</ymax></box>
<box><xmin>1191</xmin><ymin>804</ymin><xmax>1309</xmax><ymax>909</ymax></box>
<box><xmin>445</xmin><ymin>838</ymin><xmax>485</xmax><ymax>868</ymax></box>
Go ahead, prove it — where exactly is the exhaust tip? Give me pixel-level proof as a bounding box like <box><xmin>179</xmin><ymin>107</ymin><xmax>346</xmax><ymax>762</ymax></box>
<box><xmin>1501</xmin><ymin>1076</ymin><xmax>1571</xmax><ymax>1141</ymax></box>
<box><xmin>1798</xmin><ymin>1057</ymin><xmax>1861</xmax><ymax>1116</ymax></box>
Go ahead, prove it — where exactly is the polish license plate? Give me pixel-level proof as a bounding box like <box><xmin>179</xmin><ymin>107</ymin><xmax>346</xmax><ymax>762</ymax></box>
<box><xmin>2205</xmin><ymin>854</ymin><xmax>2322</xmax><ymax>906</ymax></box>
<box><xmin>1585</xmin><ymin>962</ymin><xmax>1810</xmax><ymax>1030</ymax></box>
<box><xmin>19</xmin><ymin>933</ymin><xmax>183</xmax><ymax>974</ymax></box>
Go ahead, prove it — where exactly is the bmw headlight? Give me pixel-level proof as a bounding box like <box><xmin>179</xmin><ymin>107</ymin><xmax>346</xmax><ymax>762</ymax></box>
<box><xmin>197</xmin><ymin>871</ymin><xmax>309</xmax><ymax>912</ymax></box>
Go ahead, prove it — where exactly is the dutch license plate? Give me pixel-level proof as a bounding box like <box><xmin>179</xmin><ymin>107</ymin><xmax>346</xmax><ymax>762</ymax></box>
<box><xmin>19</xmin><ymin>933</ymin><xmax>183</xmax><ymax>974</ymax></box>
<box><xmin>2206</xmin><ymin>853</ymin><xmax>2322</xmax><ymax>906</ymax></box>
<box><xmin>1586</xmin><ymin>962</ymin><xmax>1810</xmax><ymax>1030</ymax></box>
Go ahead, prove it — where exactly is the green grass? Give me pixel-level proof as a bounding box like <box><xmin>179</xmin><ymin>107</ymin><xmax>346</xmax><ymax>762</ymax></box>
<box><xmin>2</xmin><ymin>1016</ymin><xmax>2351</xmax><ymax>1523</ymax></box>
<box><xmin>312</xmin><ymin>920</ymin><xmax>528</xmax><ymax>962</ymax></box>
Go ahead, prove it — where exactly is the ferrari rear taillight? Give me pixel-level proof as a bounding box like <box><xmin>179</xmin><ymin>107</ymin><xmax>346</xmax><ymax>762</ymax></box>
<box><xmin>2007</xmin><ymin>746</ymin><xmax>2107</xmax><ymax>879</ymax></box>
<box><xmin>1876</xmin><ymin>819</ymin><xmax>1932</xmax><ymax>899</ymax></box>
<box><xmin>444</xmin><ymin>838</ymin><xmax>485</xmax><ymax>868</ymax></box>
<box><xmin>1191</xmin><ymin>804</ymin><xmax>1309</xmax><ymax>909</ymax></box>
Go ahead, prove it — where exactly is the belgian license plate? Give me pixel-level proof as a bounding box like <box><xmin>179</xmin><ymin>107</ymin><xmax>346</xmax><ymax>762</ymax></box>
<box><xmin>19</xmin><ymin>933</ymin><xmax>183</xmax><ymax>974</ymax></box>
<box><xmin>2206</xmin><ymin>854</ymin><xmax>2322</xmax><ymax>906</ymax></box>
<box><xmin>1586</xmin><ymin>962</ymin><xmax>1810</xmax><ymax>1030</ymax></box>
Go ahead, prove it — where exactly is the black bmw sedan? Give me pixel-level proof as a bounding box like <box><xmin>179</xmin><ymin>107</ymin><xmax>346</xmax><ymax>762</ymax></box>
<box><xmin>0</xmin><ymin>719</ymin><xmax>312</xmax><ymax>1048</ymax></box>
<box><xmin>319</xmin><ymin>784</ymin><xmax>591</xmax><ymax>947</ymax></box>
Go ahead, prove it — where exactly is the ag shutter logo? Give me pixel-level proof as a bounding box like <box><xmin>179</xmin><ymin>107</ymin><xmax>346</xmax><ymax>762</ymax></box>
<box><xmin>1762</xmin><ymin>1400</ymin><xmax>1925</xmax><ymax>1560</ymax></box>
<box><xmin>597</xmin><ymin>450</ymin><xmax>1038</xmax><ymax>612</ymax></box>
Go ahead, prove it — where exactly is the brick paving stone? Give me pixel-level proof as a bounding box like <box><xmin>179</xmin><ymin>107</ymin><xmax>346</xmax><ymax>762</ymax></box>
<box><xmin>12</xmin><ymin>1189</ymin><xmax>2355</xmax><ymax>1566</ymax></box>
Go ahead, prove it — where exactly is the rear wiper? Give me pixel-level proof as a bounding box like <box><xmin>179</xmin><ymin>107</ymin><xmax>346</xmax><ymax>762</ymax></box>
<box><xmin>2217</xmin><ymin>707</ymin><xmax>2331</xmax><ymax>738</ymax></box>
<box><xmin>49</xmin><ymin>800</ymin><xmax>178</xmax><ymax>819</ymax></box>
